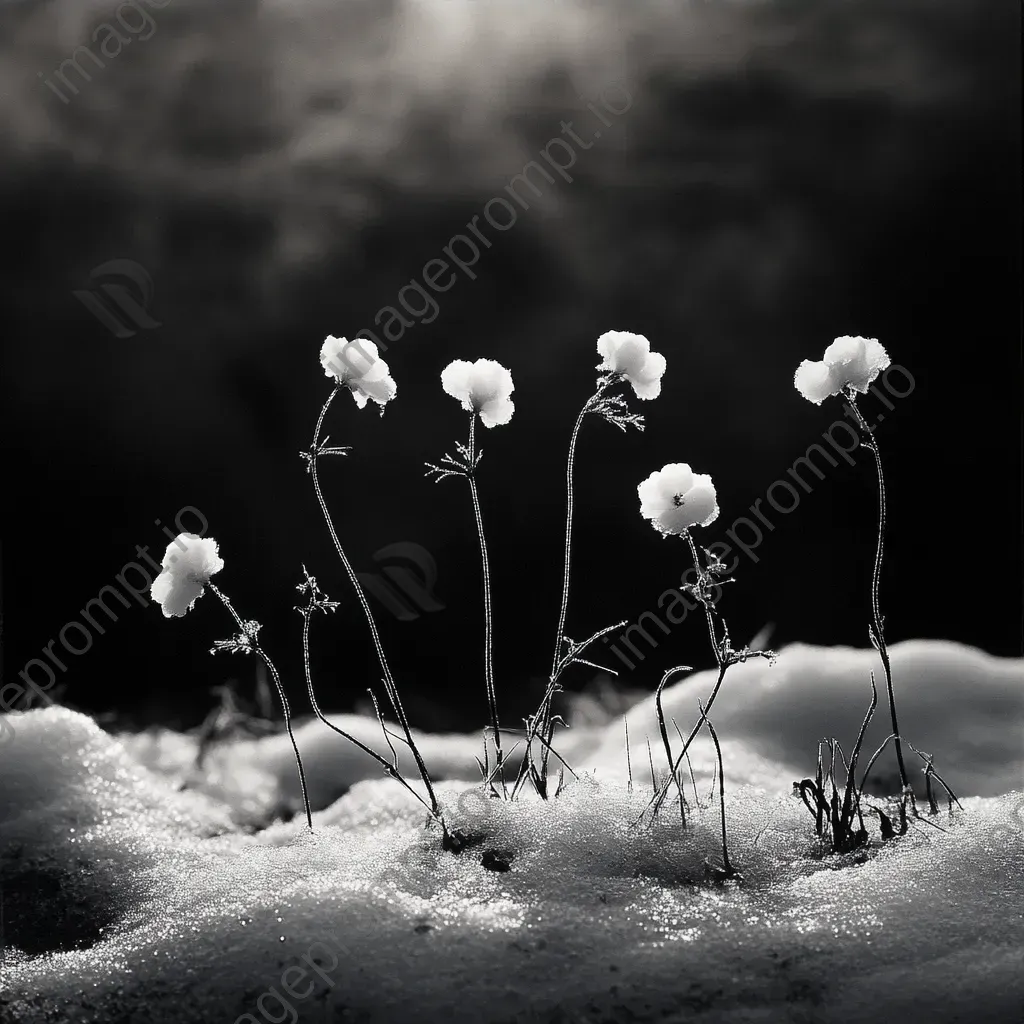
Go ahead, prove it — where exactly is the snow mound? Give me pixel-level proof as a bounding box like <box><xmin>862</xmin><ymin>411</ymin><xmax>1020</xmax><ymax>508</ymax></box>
<box><xmin>122</xmin><ymin>713</ymin><xmax>505</xmax><ymax>827</ymax></box>
<box><xmin>580</xmin><ymin>640</ymin><xmax>1024</xmax><ymax>797</ymax></box>
<box><xmin>1</xmin><ymin>641</ymin><xmax>1022</xmax><ymax>1023</ymax></box>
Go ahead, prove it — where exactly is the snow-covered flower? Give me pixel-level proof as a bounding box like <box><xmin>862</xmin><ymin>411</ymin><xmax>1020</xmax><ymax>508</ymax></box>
<box><xmin>638</xmin><ymin>464</ymin><xmax>719</xmax><ymax>535</ymax></box>
<box><xmin>596</xmin><ymin>331</ymin><xmax>666</xmax><ymax>400</ymax></box>
<box><xmin>320</xmin><ymin>335</ymin><xmax>397</xmax><ymax>409</ymax></box>
<box><xmin>440</xmin><ymin>359</ymin><xmax>515</xmax><ymax>428</ymax></box>
<box><xmin>151</xmin><ymin>534</ymin><xmax>224</xmax><ymax>618</ymax></box>
<box><xmin>794</xmin><ymin>336</ymin><xmax>890</xmax><ymax>405</ymax></box>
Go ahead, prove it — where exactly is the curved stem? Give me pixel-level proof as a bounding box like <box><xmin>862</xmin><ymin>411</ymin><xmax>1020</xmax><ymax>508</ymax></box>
<box><xmin>209</xmin><ymin>582</ymin><xmax>313</xmax><ymax>830</ymax></box>
<box><xmin>550</xmin><ymin>394</ymin><xmax>594</xmax><ymax>680</ymax></box>
<box><xmin>648</xmin><ymin>663</ymin><xmax>728</xmax><ymax>819</ymax></box>
<box><xmin>309</xmin><ymin>386</ymin><xmax>440</xmax><ymax>816</ymax></box>
<box><xmin>465</xmin><ymin>414</ymin><xmax>504</xmax><ymax>791</ymax></box>
<box><xmin>846</xmin><ymin>396</ymin><xmax>909</xmax><ymax>793</ymax></box>
<box><xmin>536</xmin><ymin>384</ymin><xmax>607</xmax><ymax>788</ymax></box>
<box><xmin>703</xmin><ymin>714</ymin><xmax>734</xmax><ymax>876</ymax></box>
<box><xmin>300</xmin><ymin>606</ymin><xmax>437</xmax><ymax>819</ymax></box>
<box><xmin>656</xmin><ymin>666</ymin><xmax>691</xmax><ymax>824</ymax></box>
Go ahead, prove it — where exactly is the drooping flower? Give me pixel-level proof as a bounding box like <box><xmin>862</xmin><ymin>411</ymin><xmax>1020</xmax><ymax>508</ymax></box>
<box><xmin>320</xmin><ymin>335</ymin><xmax>397</xmax><ymax>409</ymax></box>
<box><xmin>151</xmin><ymin>534</ymin><xmax>224</xmax><ymax>618</ymax></box>
<box><xmin>794</xmin><ymin>336</ymin><xmax>890</xmax><ymax>405</ymax></box>
<box><xmin>440</xmin><ymin>359</ymin><xmax>515</xmax><ymax>428</ymax></box>
<box><xmin>638</xmin><ymin>464</ymin><xmax>719</xmax><ymax>535</ymax></box>
<box><xmin>596</xmin><ymin>330</ymin><xmax>666</xmax><ymax>400</ymax></box>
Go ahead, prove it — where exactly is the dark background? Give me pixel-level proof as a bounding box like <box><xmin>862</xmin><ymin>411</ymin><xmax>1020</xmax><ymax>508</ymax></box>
<box><xmin>1</xmin><ymin>0</ymin><xmax>1020</xmax><ymax>735</ymax></box>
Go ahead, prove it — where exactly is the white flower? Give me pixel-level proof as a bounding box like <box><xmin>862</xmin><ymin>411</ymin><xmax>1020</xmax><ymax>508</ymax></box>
<box><xmin>596</xmin><ymin>330</ymin><xmax>666</xmax><ymax>400</ymax></box>
<box><xmin>151</xmin><ymin>534</ymin><xmax>224</xmax><ymax>618</ymax></box>
<box><xmin>794</xmin><ymin>336</ymin><xmax>890</xmax><ymax>405</ymax></box>
<box><xmin>638</xmin><ymin>464</ymin><xmax>719</xmax><ymax>535</ymax></box>
<box><xmin>320</xmin><ymin>335</ymin><xmax>397</xmax><ymax>409</ymax></box>
<box><xmin>440</xmin><ymin>358</ymin><xmax>515</xmax><ymax>428</ymax></box>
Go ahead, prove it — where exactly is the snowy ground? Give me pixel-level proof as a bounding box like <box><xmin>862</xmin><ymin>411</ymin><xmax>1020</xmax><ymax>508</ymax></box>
<box><xmin>1</xmin><ymin>641</ymin><xmax>1021</xmax><ymax>1023</ymax></box>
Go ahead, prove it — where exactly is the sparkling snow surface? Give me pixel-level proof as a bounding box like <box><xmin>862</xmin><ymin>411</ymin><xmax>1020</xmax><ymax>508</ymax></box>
<box><xmin>1</xmin><ymin>641</ymin><xmax>1021</xmax><ymax>1024</ymax></box>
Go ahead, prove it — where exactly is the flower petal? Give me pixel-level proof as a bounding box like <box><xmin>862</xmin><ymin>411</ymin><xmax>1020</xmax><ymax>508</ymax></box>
<box><xmin>659</xmin><ymin>463</ymin><xmax>695</xmax><ymax>502</ymax></box>
<box><xmin>441</xmin><ymin>360</ymin><xmax>475</xmax><ymax>407</ymax></box>
<box><xmin>655</xmin><ymin>505</ymin><xmax>695</xmax><ymax>536</ymax></box>
<box><xmin>684</xmin><ymin>477</ymin><xmax>719</xmax><ymax>528</ymax></box>
<box><xmin>638</xmin><ymin>471</ymin><xmax>669</xmax><ymax>518</ymax></box>
<box><xmin>822</xmin><ymin>335</ymin><xmax>867</xmax><ymax>371</ymax></box>
<box><xmin>851</xmin><ymin>338</ymin><xmax>891</xmax><ymax>393</ymax></box>
<box><xmin>794</xmin><ymin>359</ymin><xmax>836</xmax><ymax>404</ymax></box>
<box><xmin>630</xmin><ymin>351</ymin><xmax>666</xmax><ymax>399</ymax></box>
<box><xmin>597</xmin><ymin>331</ymin><xmax>650</xmax><ymax>377</ymax></box>
<box><xmin>152</xmin><ymin>572</ymin><xmax>205</xmax><ymax>618</ymax></box>
<box><xmin>479</xmin><ymin>397</ymin><xmax>514</xmax><ymax>428</ymax></box>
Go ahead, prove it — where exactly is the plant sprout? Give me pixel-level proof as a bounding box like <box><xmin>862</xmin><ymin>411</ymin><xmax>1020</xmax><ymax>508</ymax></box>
<box><xmin>516</xmin><ymin>331</ymin><xmax>660</xmax><ymax>799</ymax></box>
<box><xmin>636</xmin><ymin>464</ymin><xmax>774</xmax><ymax>826</ymax></box>
<box><xmin>425</xmin><ymin>358</ymin><xmax>515</xmax><ymax>793</ymax></box>
<box><xmin>794</xmin><ymin>336</ymin><xmax>909</xmax><ymax>795</ymax></box>
<box><xmin>150</xmin><ymin>533</ymin><xmax>313</xmax><ymax>830</ymax></box>
<box><xmin>308</xmin><ymin>336</ymin><xmax>441</xmax><ymax>823</ymax></box>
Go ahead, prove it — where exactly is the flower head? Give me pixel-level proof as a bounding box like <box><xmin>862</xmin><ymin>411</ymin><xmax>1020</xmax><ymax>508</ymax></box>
<box><xmin>794</xmin><ymin>336</ymin><xmax>890</xmax><ymax>405</ymax></box>
<box><xmin>151</xmin><ymin>534</ymin><xmax>224</xmax><ymax>618</ymax></box>
<box><xmin>440</xmin><ymin>358</ymin><xmax>515</xmax><ymax>428</ymax></box>
<box><xmin>320</xmin><ymin>335</ymin><xmax>397</xmax><ymax>409</ymax></box>
<box><xmin>596</xmin><ymin>331</ymin><xmax>666</xmax><ymax>400</ymax></box>
<box><xmin>638</xmin><ymin>463</ymin><xmax>719</xmax><ymax>535</ymax></box>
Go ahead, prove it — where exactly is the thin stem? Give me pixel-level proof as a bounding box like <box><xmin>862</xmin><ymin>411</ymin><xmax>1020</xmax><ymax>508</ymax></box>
<box><xmin>309</xmin><ymin>386</ymin><xmax>440</xmax><ymax>816</ymax></box>
<box><xmin>535</xmin><ymin>390</ymin><xmax>596</xmax><ymax>787</ymax></box>
<box><xmin>550</xmin><ymin>392</ymin><xmax>598</xmax><ymax>679</ymax></box>
<box><xmin>656</xmin><ymin>666</ymin><xmax>691</xmax><ymax>824</ymax></box>
<box><xmin>840</xmin><ymin>671</ymin><xmax>878</xmax><ymax>833</ymax></box>
<box><xmin>624</xmin><ymin>718</ymin><xmax>633</xmax><ymax>796</ymax></box>
<box><xmin>703</xmin><ymin>712</ymin><xmax>734</xmax><ymax>877</ymax></box>
<box><xmin>465</xmin><ymin>413</ymin><xmax>504</xmax><ymax>794</ymax></box>
<box><xmin>537</xmin><ymin>378</ymin><xmax>625</xmax><ymax>787</ymax></box>
<box><xmin>209</xmin><ymin>582</ymin><xmax>312</xmax><ymax>830</ymax></box>
<box><xmin>846</xmin><ymin>395</ymin><xmax>910</xmax><ymax>793</ymax></box>
<box><xmin>299</xmin><ymin>604</ymin><xmax>438</xmax><ymax>819</ymax></box>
